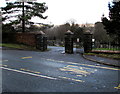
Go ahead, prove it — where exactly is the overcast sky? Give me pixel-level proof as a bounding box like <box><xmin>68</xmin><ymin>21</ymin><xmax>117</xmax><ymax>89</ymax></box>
<box><xmin>1</xmin><ymin>0</ymin><xmax>113</xmax><ymax>25</ymax></box>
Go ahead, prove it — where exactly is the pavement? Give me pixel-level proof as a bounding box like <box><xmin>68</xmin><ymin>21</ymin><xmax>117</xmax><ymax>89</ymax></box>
<box><xmin>82</xmin><ymin>54</ymin><xmax>120</xmax><ymax>67</ymax></box>
<box><xmin>75</xmin><ymin>47</ymin><xmax>120</xmax><ymax>67</ymax></box>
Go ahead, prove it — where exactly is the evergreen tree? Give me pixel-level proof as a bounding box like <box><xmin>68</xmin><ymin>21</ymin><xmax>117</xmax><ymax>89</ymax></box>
<box><xmin>102</xmin><ymin>1</ymin><xmax>120</xmax><ymax>44</ymax></box>
<box><xmin>1</xmin><ymin>2</ymin><xmax>48</xmax><ymax>32</ymax></box>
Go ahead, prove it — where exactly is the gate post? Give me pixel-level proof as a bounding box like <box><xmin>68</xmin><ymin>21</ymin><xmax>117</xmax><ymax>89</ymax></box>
<box><xmin>65</xmin><ymin>30</ymin><xmax>74</xmax><ymax>54</ymax></box>
<box><xmin>83</xmin><ymin>31</ymin><xmax>92</xmax><ymax>53</ymax></box>
<box><xmin>36</xmin><ymin>31</ymin><xmax>47</xmax><ymax>51</ymax></box>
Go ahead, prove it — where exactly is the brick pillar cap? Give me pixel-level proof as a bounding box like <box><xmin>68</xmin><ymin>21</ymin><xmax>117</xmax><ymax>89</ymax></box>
<box><xmin>65</xmin><ymin>30</ymin><xmax>74</xmax><ymax>35</ymax></box>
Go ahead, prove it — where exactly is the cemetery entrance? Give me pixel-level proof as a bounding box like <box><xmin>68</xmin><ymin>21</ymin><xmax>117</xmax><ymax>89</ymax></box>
<box><xmin>65</xmin><ymin>30</ymin><xmax>93</xmax><ymax>54</ymax></box>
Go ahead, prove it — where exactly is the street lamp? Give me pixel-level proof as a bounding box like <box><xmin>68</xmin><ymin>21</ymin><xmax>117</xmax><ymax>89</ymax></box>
<box><xmin>92</xmin><ymin>39</ymin><xmax>95</xmax><ymax>48</ymax></box>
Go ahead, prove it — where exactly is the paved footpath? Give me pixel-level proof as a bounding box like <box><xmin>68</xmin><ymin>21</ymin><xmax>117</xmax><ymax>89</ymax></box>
<box><xmin>75</xmin><ymin>47</ymin><xmax>120</xmax><ymax>67</ymax></box>
<box><xmin>83</xmin><ymin>54</ymin><xmax>120</xmax><ymax>67</ymax></box>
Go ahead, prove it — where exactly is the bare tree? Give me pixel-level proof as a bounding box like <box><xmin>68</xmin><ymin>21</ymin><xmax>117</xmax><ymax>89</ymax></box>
<box><xmin>93</xmin><ymin>22</ymin><xmax>109</xmax><ymax>42</ymax></box>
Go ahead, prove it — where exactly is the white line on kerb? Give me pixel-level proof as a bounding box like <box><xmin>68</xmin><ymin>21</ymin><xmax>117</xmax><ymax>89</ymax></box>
<box><xmin>0</xmin><ymin>67</ymin><xmax>57</xmax><ymax>80</ymax></box>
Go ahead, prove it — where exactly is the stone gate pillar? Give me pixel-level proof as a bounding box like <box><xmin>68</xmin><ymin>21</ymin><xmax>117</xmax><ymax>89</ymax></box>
<box><xmin>36</xmin><ymin>31</ymin><xmax>47</xmax><ymax>51</ymax></box>
<box><xmin>65</xmin><ymin>30</ymin><xmax>74</xmax><ymax>54</ymax></box>
<box><xmin>83</xmin><ymin>31</ymin><xmax>92</xmax><ymax>53</ymax></box>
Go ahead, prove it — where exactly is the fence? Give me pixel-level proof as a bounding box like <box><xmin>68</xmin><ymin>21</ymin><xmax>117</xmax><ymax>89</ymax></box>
<box><xmin>92</xmin><ymin>41</ymin><xmax>120</xmax><ymax>51</ymax></box>
<box><xmin>47</xmin><ymin>40</ymin><xmax>64</xmax><ymax>47</ymax></box>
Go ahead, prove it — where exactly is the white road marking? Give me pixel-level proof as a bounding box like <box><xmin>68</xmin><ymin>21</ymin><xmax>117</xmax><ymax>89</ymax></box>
<box><xmin>0</xmin><ymin>66</ymin><xmax>57</xmax><ymax>80</ymax></box>
<box><xmin>0</xmin><ymin>64</ymin><xmax>7</xmax><ymax>67</ymax></box>
<box><xmin>1</xmin><ymin>66</ymin><xmax>85</xmax><ymax>83</ymax></box>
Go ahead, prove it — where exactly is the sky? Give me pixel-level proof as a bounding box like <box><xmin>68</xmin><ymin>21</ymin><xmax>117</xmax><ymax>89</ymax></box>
<box><xmin>0</xmin><ymin>0</ymin><xmax>113</xmax><ymax>25</ymax></box>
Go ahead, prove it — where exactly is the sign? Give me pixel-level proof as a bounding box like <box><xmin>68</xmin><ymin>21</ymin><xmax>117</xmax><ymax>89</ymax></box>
<box><xmin>77</xmin><ymin>38</ymin><xmax>79</xmax><ymax>42</ymax></box>
<box><xmin>92</xmin><ymin>39</ymin><xmax>95</xmax><ymax>42</ymax></box>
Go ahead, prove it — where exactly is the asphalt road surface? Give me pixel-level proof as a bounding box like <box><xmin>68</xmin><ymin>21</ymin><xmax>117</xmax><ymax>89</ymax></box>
<box><xmin>1</xmin><ymin>46</ymin><xmax>120</xmax><ymax>93</ymax></box>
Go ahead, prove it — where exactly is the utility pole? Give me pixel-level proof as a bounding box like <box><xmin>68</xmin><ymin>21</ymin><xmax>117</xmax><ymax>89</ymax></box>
<box><xmin>22</xmin><ymin>2</ymin><xmax>25</xmax><ymax>33</ymax></box>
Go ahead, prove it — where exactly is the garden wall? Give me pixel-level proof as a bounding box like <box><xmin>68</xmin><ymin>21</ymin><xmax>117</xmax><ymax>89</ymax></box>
<box><xmin>2</xmin><ymin>32</ymin><xmax>37</xmax><ymax>46</ymax></box>
<box><xmin>15</xmin><ymin>33</ymin><xmax>36</xmax><ymax>46</ymax></box>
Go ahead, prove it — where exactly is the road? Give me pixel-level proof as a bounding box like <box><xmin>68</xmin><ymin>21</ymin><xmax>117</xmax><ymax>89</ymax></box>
<box><xmin>1</xmin><ymin>46</ymin><xmax>120</xmax><ymax>92</ymax></box>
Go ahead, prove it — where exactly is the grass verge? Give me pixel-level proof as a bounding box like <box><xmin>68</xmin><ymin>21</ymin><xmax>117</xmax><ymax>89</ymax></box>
<box><xmin>93</xmin><ymin>48</ymin><xmax>120</xmax><ymax>51</ymax></box>
<box><xmin>84</xmin><ymin>53</ymin><xmax>120</xmax><ymax>59</ymax></box>
<box><xmin>0</xmin><ymin>43</ymin><xmax>51</xmax><ymax>51</ymax></box>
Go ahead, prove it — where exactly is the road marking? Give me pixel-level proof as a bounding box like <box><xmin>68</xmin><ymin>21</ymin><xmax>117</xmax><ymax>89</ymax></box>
<box><xmin>34</xmin><ymin>71</ymin><xmax>41</xmax><ymax>74</ymax></box>
<box><xmin>3</xmin><ymin>60</ymin><xmax>8</xmax><ymax>62</ymax></box>
<box><xmin>67</xmin><ymin>62</ymin><xmax>78</xmax><ymax>65</ymax></box>
<box><xmin>0</xmin><ymin>64</ymin><xmax>7</xmax><ymax>67</ymax></box>
<box><xmin>76</xmin><ymin>63</ymin><xmax>120</xmax><ymax>71</ymax></box>
<box><xmin>76</xmin><ymin>75</ymin><xmax>83</xmax><ymax>77</ymax></box>
<box><xmin>58</xmin><ymin>61</ymin><xmax>65</xmax><ymax>63</ymax></box>
<box><xmin>114</xmin><ymin>84</ymin><xmax>120</xmax><ymax>89</ymax></box>
<box><xmin>60</xmin><ymin>67</ymin><xmax>91</xmax><ymax>75</ymax></box>
<box><xmin>21</xmin><ymin>56</ymin><xmax>32</xmax><ymax>59</ymax></box>
<box><xmin>1</xmin><ymin>66</ymin><xmax>57</xmax><ymax>80</ymax></box>
<box><xmin>42</xmin><ymin>58</ymin><xmax>120</xmax><ymax>71</ymax></box>
<box><xmin>0</xmin><ymin>60</ymin><xmax>8</xmax><ymax>62</ymax></box>
<box><xmin>59</xmin><ymin>76</ymin><xmax>85</xmax><ymax>83</ymax></box>
<box><xmin>1</xmin><ymin>66</ymin><xmax>85</xmax><ymax>83</ymax></box>
<box><xmin>59</xmin><ymin>64</ymin><xmax>96</xmax><ymax>77</ymax></box>
<box><xmin>20</xmin><ymin>68</ymin><xmax>25</xmax><ymax>70</ymax></box>
<box><xmin>20</xmin><ymin>68</ymin><xmax>41</xmax><ymax>74</ymax></box>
